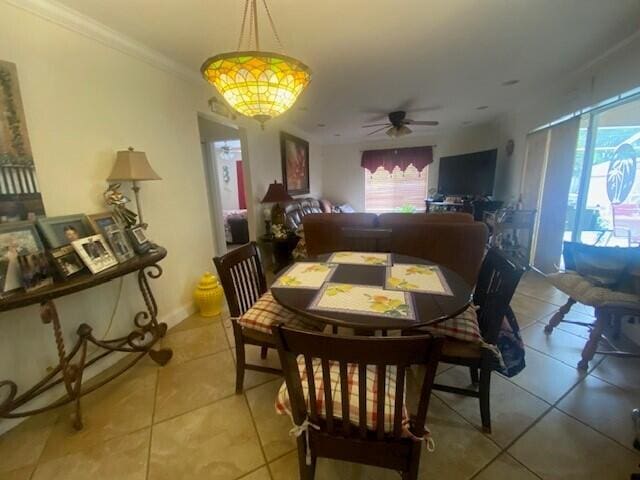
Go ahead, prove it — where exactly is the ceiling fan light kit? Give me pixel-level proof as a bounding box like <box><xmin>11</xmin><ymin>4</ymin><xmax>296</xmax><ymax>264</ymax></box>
<box><xmin>363</xmin><ymin>110</ymin><xmax>438</xmax><ymax>137</ymax></box>
<box><xmin>201</xmin><ymin>0</ymin><xmax>311</xmax><ymax>126</ymax></box>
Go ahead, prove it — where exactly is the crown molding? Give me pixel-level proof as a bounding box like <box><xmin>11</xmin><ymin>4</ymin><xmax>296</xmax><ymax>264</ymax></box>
<box><xmin>3</xmin><ymin>0</ymin><xmax>202</xmax><ymax>84</ymax></box>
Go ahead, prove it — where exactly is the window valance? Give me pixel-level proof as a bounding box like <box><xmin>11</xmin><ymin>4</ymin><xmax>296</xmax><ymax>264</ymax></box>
<box><xmin>361</xmin><ymin>146</ymin><xmax>434</xmax><ymax>173</ymax></box>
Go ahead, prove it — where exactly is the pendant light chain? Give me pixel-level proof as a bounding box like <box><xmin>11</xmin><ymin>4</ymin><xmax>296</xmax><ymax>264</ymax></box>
<box><xmin>261</xmin><ymin>0</ymin><xmax>285</xmax><ymax>52</ymax></box>
<box><xmin>236</xmin><ymin>0</ymin><xmax>250</xmax><ymax>51</ymax></box>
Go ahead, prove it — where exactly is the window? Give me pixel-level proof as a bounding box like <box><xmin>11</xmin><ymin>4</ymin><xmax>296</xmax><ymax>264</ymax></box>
<box><xmin>364</xmin><ymin>164</ymin><xmax>427</xmax><ymax>213</ymax></box>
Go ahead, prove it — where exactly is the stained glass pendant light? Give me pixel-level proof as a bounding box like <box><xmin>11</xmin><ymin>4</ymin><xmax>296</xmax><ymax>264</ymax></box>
<box><xmin>201</xmin><ymin>0</ymin><xmax>311</xmax><ymax>126</ymax></box>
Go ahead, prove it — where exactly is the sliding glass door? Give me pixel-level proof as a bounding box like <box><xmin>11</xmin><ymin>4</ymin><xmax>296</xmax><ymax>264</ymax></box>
<box><xmin>566</xmin><ymin>96</ymin><xmax>640</xmax><ymax>246</ymax></box>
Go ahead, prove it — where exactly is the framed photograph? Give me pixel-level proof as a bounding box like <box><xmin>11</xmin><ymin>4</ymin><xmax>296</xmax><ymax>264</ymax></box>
<box><xmin>280</xmin><ymin>131</ymin><xmax>310</xmax><ymax>195</ymax></box>
<box><xmin>0</xmin><ymin>61</ymin><xmax>46</xmax><ymax>223</ymax></box>
<box><xmin>88</xmin><ymin>212</ymin><xmax>135</xmax><ymax>262</ymax></box>
<box><xmin>127</xmin><ymin>225</ymin><xmax>151</xmax><ymax>254</ymax></box>
<box><xmin>37</xmin><ymin>214</ymin><xmax>94</xmax><ymax>249</ymax></box>
<box><xmin>104</xmin><ymin>224</ymin><xmax>135</xmax><ymax>262</ymax></box>
<box><xmin>49</xmin><ymin>244</ymin><xmax>86</xmax><ymax>279</ymax></box>
<box><xmin>0</xmin><ymin>221</ymin><xmax>44</xmax><ymax>294</ymax></box>
<box><xmin>17</xmin><ymin>251</ymin><xmax>53</xmax><ymax>292</ymax></box>
<box><xmin>72</xmin><ymin>234</ymin><xmax>118</xmax><ymax>274</ymax></box>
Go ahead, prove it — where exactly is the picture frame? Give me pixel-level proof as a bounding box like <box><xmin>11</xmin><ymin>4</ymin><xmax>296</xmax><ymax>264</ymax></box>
<box><xmin>0</xmin><ymin>220</ymin><xmax>45</xmax><ymax>294</ymax></box>
<box><xmin>72</xmin><ymin>234</ymin><xmax>118</xmax><ymax>274</ymax></box>
<box><xmin>88</xmin><ymin>212</ymin><xmax>135</xmax><ymax>263</ymax></box>
<box><xmin>126</xmin><ymin>225</ymin><xmax>151</xmax><ymax>254</ymax></box>
<box><xmin>37</xmin><ymin>214</ymin><xmax>94</xmax><ymax>249</ymax></box>
<box><xmin>17</xmin><ymin>251</ymin><xmax>53</xmax><ymax>292</ymax></box>
<box><xmin>280</xmin><ymin>131</ymin><xmax>310</xmax><ymax>195</ymax></box>
<box><xmin>49</xmin><ymin>244</ymin><xmax>87</xmax><ymax>279</ymax></box>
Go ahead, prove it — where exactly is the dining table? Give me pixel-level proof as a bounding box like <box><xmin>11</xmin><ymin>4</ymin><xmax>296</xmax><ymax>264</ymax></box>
<box><xmin>270</xmin><ymin>252</ymin><xmax>473</xmax><ymax>333</ymax></box>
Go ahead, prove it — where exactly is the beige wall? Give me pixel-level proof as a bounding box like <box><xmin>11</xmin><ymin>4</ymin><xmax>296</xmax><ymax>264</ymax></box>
<box><xmin>321</xmin><ymin>123</ymin><xmax>500</xmax><ymax>211</ymax></box>
<box><xmin>0</xmin><ymin>1</ymin><xmax>321</xmax><ymax>434</ymax></box>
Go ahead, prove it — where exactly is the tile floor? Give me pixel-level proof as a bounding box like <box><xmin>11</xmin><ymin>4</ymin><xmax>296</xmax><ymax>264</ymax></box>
<box><xmin>1</xmin><ymin>271</ymin><xmax>639</xmax><ymax>479</ymax></box>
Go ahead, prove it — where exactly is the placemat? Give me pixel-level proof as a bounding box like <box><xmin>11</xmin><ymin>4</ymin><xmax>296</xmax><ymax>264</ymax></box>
<box><xmin>271</xmin><ymin>262</ymin><xmax>337</xmax><ymax>289</ymax></box>
<box><xmin>309</xmin><ymin>283</ymin><xmax>415</xmax><ymax>319</ymax></box>
<box><xmin>385</xmin><ymin>263</ymin><xmax>453</xmax><ymax>296</ymax></box>
<box><xmin>326</xmin><ymin>251</ymin><xmax>391</xmax><ymax>266</ymax></box>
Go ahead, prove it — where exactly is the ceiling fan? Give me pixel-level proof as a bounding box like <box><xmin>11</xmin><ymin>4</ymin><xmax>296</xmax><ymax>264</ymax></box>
<box><xmin>362</xmin><ymin>110</ymin><xmax>439</xmax><ymax>138</ymax></box>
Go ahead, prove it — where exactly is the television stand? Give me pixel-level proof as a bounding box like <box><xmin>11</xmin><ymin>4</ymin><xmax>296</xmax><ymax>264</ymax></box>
<box><xmin>425</xmin><ymin>200</ymin><xmax>472</xmax><ymax>214</ymax></box>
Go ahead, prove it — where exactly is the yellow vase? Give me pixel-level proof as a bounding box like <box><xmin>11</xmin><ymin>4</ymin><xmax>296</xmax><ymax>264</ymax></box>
<box><xmin>194</xmin><ymin>272</ymin><xmax>224</xmax><ymax>317</ymax></box>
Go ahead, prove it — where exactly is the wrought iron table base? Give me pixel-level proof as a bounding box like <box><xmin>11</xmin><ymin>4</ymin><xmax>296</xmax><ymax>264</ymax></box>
<box><xmin>0</xmin><ymin>264</ymin><xmax>172</xmax><ymax>430</ymax></box>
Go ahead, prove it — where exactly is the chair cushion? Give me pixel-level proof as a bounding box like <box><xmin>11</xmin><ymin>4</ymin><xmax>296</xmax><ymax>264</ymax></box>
<box><xmin>547</xmin><ymin>272</ymin><xmax>639</xmax><ymax>307</ymax></box>
<box><xmin>441</xmin><ymin>339</ymin><xmax>482</xmax><ymax>359</ymax></box>
<box><xmin>238</xmin><ymin>292</ymin><xmax>323</xmax><ymax>334</ymax></box>
<box><xmin>425</xmin><ymin>306</ymin><xmax>482</xmax><ymax>343</ymax></box>
<box><xmin>275</xmin><ymin>356</ymin><xmax>406</xmax><ymax>432</ymax></box>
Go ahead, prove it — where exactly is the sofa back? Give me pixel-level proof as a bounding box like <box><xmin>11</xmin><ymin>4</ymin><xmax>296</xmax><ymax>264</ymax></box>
<box><xmin>378</xmin><ymin>214</ymin><xmax>488</xmax><ymax>286</ymax></box>
<box><xmin>303</xmin><ymin>213</ymin><xmax>378</xmax><ymax>256</ymax></box>
<box><xmin>283</xmin><ymin>198</ymin><xmax>323</xmax><ymax>231</ymax></box>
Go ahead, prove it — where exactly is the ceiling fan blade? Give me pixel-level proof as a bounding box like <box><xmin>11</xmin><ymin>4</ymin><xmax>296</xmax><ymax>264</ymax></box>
<box><xmin>404</xmin><ymin>119</ymin><xmax>439</xmax><ymax>126</ymax></box>
<box><xmin>367</xmin><ymin>125</ymin><xmax>390</xmax><ymax>136</ymax></box>
<box><xmin>362</xmin><ymin>123</ymin><xmax>390</xmax><ymax>128</ymax></box>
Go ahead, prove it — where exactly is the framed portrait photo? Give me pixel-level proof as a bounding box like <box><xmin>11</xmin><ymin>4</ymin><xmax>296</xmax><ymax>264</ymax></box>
<box><xmin>49</xmin><ymin>244</ymin><xmax>86</xmax><ymax>279</ymax></box>
<box><xmin>280</xmin><ymin>131</ymin><xmax>310</xmax><ymax>195</ymax></box>
<box><xmin>0</xmin><ymin>221</ymin><xmax>45</xmax><ymax>294</ymax></box>
<box><xmin>126</xmin><ymin>225</ymin><xmax>151</xmax><ymax>254</ymax></box>
<box><xmin>37</xmin><ymin>214</ymin><xmax>94</xmax><ymax>249</ymax></box>
<box><xmin>72</xmin><ymin>234</ymin><xmax>118</xmax><ymax>274</ymax></box>
<box><xmin>17</xmin><ymin>251</ymin><xmax>53</xmax><ymax>292</ymax></box>
<box><xmin>88</xmin><ymin>212</ymin><xmax>135</xmax><ymax>263</ymax></box>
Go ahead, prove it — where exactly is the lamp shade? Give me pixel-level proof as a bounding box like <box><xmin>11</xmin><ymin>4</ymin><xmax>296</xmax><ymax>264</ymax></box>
<box><xmin>107</xmin><ymin>147</ymin><xmax>161</xmax><ymax>182</ymax></box>
<box><xmin>261</xmin><ymin>181</ymin><xmax>292</xmax><ymax>203</ymax></box>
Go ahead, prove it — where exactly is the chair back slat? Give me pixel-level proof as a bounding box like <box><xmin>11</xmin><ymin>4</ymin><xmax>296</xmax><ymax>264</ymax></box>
<box><xmin>358</xmin><ymin>363</ymin><xmax>367</xmax><ymax>439</ymax></box>
<box><xmin>472</xmin><ymin>248</ymin><xmax>526</xmax><ymax>344</ymax></box>
<box><xmin>339</xmin><ymin>362</ymin><xmax>351</xmax><ymax>437</ymax></box>
<box><xmin>304</xmin><ymin>355</ymin><xmax>319</xmax><ymax>423</ymax></box>
<box><xmin>341</xmin><ymin>227</ymin><xmax>392</xmax><ymax>253</ymax></box>
<box><xmin>321</xmin><ymin>358</ymin><xmax>334</xmax><ymax>433</ymax></box>
<box><xmin>375</xmin><ymin>364</ymin><xmax>386</xmax><ymax>440</ymax></box>
<box><xmin>393</xmin><ymin>365</ymin><xmax>406</xmax><ymax>438</ymax></box>
<box><xmin>213</xmin><ymin>242</ymin><xmax>267</xmax><ymax>317</ymax></box>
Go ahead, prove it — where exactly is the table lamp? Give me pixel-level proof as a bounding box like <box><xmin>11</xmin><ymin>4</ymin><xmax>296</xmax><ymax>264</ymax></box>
<box><xmin>261</xmin><ymin>180</ymin><xmax>292</xmax><ymax>230</ymax></box>
<box><xmin>107</xmin><ymin>147</ymin><xmax>161</xmax><ymax>226</ymax></box>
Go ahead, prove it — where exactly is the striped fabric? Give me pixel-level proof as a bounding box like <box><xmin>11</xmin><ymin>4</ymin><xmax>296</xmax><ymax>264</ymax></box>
<box><xmin>275</xmin><ymin>356</ymin><xmax>406</xmax><ymax>433</ymax></box>
<box><xmin>237</xmin><ymin>292</ymin><xmax>323</xmax><ymax>334</ymax></box>
<box><xmin>425</xmin><ymin>305</ymin><xmax>482</xmax><ymax>343</ymax></box>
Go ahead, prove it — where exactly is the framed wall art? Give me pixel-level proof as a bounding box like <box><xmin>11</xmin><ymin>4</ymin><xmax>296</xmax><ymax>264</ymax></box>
<box><xmin>0</xmin><ymin>60</ymin><xmax>46</xmax><ymax>223</ymax></box>
<box><xmin>280</xmin><ymin>131</ymin><xmax>310</xmax><ymax>195</ymax></box>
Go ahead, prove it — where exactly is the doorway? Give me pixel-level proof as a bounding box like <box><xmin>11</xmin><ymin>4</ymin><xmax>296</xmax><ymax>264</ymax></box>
<box><xmin>565</xmin><ymin>96</ymin><xmax>640</xmax><ymax>247</ymax></box>
<box><xmin>198</xmin><ymin>116</ymin><xmax>251</xmax><ymax>256</ymax></box>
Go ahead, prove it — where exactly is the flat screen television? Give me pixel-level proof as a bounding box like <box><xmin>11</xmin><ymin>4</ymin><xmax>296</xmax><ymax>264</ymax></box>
<box><xmin>437</xmin><ymin>149</ymin><xmax>497</xmax><ymax>196</ymax></box>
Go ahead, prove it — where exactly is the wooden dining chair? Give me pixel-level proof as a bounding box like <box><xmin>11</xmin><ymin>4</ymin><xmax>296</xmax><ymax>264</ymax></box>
<box><xmin>273</xmin><ymin>324</ymin><xmax>443</xmax><ymax>480</ymax></box>
<box><xmin>413</xmin><ymin>248</ymin><xmax>526</xmax><ymax>432</ymax></box>
<box><xmin>340</xmin><ymin>227</ymin><xmax>392</xmax><ymax>253</ymax></box>
<box><xmin>213</xmin><ymin>242</ymin><xmax>277</xmax><ymax>392</ymax></box>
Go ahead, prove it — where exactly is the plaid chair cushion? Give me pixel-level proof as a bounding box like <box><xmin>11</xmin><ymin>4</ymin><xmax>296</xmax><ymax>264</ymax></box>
<box><xmin>275</xmin><ymin>355</ymin><xmax>406</xmax><ymax>433</ymax></box>
<box><xmin>425</xmin><ymin>305</ymin><xmax>482</xmax><ymax>343</ymax></box>
<box><xmin>238</xmin><ymin>292</ymin><xmax>323</xmax><ymax>334</ymax></box>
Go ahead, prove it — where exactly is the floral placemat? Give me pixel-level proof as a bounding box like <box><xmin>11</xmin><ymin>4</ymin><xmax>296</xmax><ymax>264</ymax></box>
<box><xmin>326</xmin><ymin>251</ymin><xmax>391</xmax><ymax>266</ymax></box>
<box><xmin>309</xmin><ymin>283</ymin><xmax>415</xmax><ymax>319</ymax></box>
<box><xmin>385</xmin><ymin>264</ymin><xmax>453</xmax><ymax>296</ymax></box>
<box><xmin>271</xmin><ymin>262</ymin><xmax>337</xmax><ymax>289</ymax></box>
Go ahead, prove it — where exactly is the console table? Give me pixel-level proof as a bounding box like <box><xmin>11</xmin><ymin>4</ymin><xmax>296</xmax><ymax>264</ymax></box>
<box><xmin>0</xmin><ymin>247</ymin><xmax>171</xmax><ymax>430</ymax></box>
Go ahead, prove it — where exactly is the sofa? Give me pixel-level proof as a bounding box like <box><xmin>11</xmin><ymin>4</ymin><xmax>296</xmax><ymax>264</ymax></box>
<box><xmin>302</xmin><ymin>212</ymin><xmax>488</xmax><ymax>287</ymax></box>
<box><xmin>283</xmin><ymin>197</ymin><xmax>332</xmax><ymax>231</ymax></box>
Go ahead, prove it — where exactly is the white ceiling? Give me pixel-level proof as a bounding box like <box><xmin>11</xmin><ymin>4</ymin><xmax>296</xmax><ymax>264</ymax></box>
<box><xmin>57</xmin><ymin>0</ymin><xmax>640</xmax><ymax>142</ymax></box>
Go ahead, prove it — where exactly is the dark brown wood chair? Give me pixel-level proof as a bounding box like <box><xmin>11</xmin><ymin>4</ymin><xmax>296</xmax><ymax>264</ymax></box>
<box><xmin>411</xmin><ymin>248</ymin><xmax>526</xmax><ymax>432</ymax></box>
<box><xmin>213</xmin><ymin>242</ymin><xmax>280</xmax><ymax>392</ymax></box>
<box><xmin>273</xmin><ymin>324</ymin><xmax>443</xmax><ymax>480</ymax></box>
<box><xmin>340</xmin><ymin>227</ymin><xmax>392</xmax><ymax>253</ymax></box>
